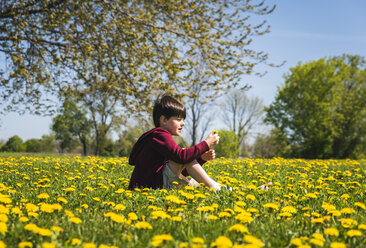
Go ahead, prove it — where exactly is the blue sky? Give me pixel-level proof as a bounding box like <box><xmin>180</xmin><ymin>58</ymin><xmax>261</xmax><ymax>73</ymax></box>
<box><xmin>1</xmin><ymin>0</ymin><xmax>366</xmax><ymax>141</ymax></box>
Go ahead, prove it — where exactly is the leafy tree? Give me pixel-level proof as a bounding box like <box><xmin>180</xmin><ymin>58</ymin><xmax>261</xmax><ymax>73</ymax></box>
<box><xmin>214</xmin><ymin>129</ymin><xmax>239</xmax><ymax>158</ymax></box>
<box><xmin>52</xmin><ymin>99</ymin><xmax>91</xmax><ymax>155</ymax></box>
<box><xmin>221</xmin><ymin>90</ymin><xmax>264</xmax><ymax>152</ymax></box>
<box><xmin>0</xmin><ymin>135</ymin><xmax>25</xmax><ymax>152</ymax></box>
<box><xmin>25</xmin><ymin>138</ymin><xmax>41</xmax><ymax>153</ymax></box>
<box><xmin>250</xmin><ymin>128</ymin><xmax>290</xmax><ymax>158</ymax></box>
<box><xmin>1</xmin><ymin>0</ymin><xmax>275</xmax><ymax>116</ymax></box>
<box><xmin>39</xmin><ymin>134</ymin><xmax>57</xmax><ymax>153</ymax></box>
<box><xmin>265</xmin><ymin>55</ymin><xmax>366</xmax><ymax>159</ymax></box>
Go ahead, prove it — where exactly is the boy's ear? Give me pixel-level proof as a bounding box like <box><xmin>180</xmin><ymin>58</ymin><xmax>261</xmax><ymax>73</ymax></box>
<box><xmin>159</xmin><ymin>115</ymin><xmax>167</xmax><ymax>125</ymax></box>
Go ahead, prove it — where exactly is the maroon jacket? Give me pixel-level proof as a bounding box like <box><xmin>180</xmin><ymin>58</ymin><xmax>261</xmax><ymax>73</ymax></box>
<box><xmin>128</xmin><ymin>127</ymin><xmax>209</xmax><ymax>189</ymax></box>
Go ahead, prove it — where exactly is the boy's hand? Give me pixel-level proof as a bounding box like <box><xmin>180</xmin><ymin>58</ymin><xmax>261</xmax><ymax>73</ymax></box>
<box><xmin>205</xmin><ymin>132</ymin><xmax>219</xmax><ymax>148</ymax></box>
<box><xmin>201</xmin><ymin>149</ymin><xmax>215</xmax><ymax>161</ymax></box>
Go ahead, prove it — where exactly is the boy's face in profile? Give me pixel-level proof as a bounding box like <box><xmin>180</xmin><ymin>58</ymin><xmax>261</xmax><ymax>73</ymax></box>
<box><xmin>159</xmin><ymin>115</ymin><xmax>185</xmax><ymax>136</ymax></box>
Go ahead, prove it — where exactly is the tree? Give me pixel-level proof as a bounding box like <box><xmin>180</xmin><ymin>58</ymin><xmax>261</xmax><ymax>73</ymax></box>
<box><xmin>265</xmin><ymin>55</ymin><xmax>366</xmax><ymax>159</ymax></box>
<box><xmin>52</xmin><ymin>99</ymin><xmax>91</xmax><ymax>155</ymax></box>
<box><xmin>214</xmin><ymin>129</ymin><xmax>239</xmax><ymax>158</ymax></box>
<box><xmin>185</xmin><ymin>95</ymin><xmax>214</xmax><ymax>147</ymax></box>
<box><xmin>250</xmin><ymin>128</ymin><xmax>290</xmax><ymax>158</ymax></box>
<box><xmin>39</xmin><ymin>134</ymin><xmax>57</xmax><ymax>153</ymax></box>
<box><xmin>221</xmin><ymin>90</ymin><xmax>265</xmax><ymax>151</ymax></box>
<box><xmin>0</xmin><ymin>135</ymin><xmax>25</xmax><ymax>152</ymax></box>
<box><xmin>1</xmin><ymin>0</ymin><xmax>275</xmax><ymax>117</ymax></box>
<box><xmin>25</xmin><ymin>138</ymin><xmax>41</xmax><ymax>153</ymax></box>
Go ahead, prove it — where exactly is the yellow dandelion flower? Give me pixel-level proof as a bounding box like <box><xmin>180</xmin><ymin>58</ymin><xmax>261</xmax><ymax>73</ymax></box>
<box><xmin>64</xmin><ymin>210</ymin><xmax>75</xmax><ymax>218</ymax></box>
<box><xmin>11</xmin><ymin>207</ymin><xmax>22</xmax><ymax>215</ymax></box>
<box><xmin>247</xmin><ymin>208</ymin><xmax>259</xmax><ymax>213</ymax></box>
<box><xmin>57</xmin><ymin>197</ymin><xmax>68</xmax><ymax>204</ymax></box>
<box><xmin>128</xmin><ymin>212</ymin><xmax>138</xmax><ymax>220</ymax></box>
<box><xmin>263</xmin><ymin>203</ymin><xmax>279</xmax><ymax>211</ymax></box>
<box><xmin>243</xmin><ymin>235</ymin><xmax>264</xmax><ymax>247</ymax></box>
<box><xmin>309</xmin><ymin>239</ymin><xmax>323</xmax><ymax>247</ymax></box>
<box><xmin>19</xmin><ymin>217</ymin><xmax>29</xmax><ymax>222</ymax></box>
<box><xmin>0</xmin><ymin>222</ymin><xmax>7</xmax><ymax>234</ymax></box>
<box><xmin>166</xmin><ymin>195</ymin><xmax>186</xmax><ymax>204</ymax></box>
<box><xmin>151</xmin><ymin>211</ymin><xmax>171</xmax><ymax>219</ymax></box>
<box><xmin>115</xmin><ymin>188</ymin><xmax>125</xmax><ymax>194</ymax></box>
<box><xmin>282</xmin><ymin>206</ymin><xmax>297</xmax><ymax>213</ymax></box>
<box><xmin>354</xmin><ymin>202</ymin><xmax>366</xmax><ymax>210</ymax></box>
<box><xmin>324</xmin><ymin>228</ymin><xmax>339</xmax><ymax>236</ymax></box>
<box><xmin>151</xmin><ymin>234</ymin><xmax>173</xmax><ymax>247</ymax></box>
<box><xmin>83</xmin><ymin>243</ymin><xmax>96</xmax><ymax>248</ymax></box>
<box><xmin>328</xmin><ymin>210</ymin><xmax>341</xmax><ymax>217</ymax></box>
<box><xmin>358</xmin><ymin>224</ymin><xmax>366</xmax><ymax>230</ymax></box>
<box><xmin>321</xmin><ymin>202</ymin><xmax>336</xmax><ymax>211</ymax></box>
<box><xmin>25</xmin><ymin>203</ymin><xmax>38</xmax><ymax>212</ymax></box>
<box><xmin>347</xmin><ymin>229</ymin><xmax>362</xmax><ymax>237</ymax></box>
<box><xmin>135</xmin><ymin>221</ymin><xmax>152</xmax><ymax>229</ymax></box>
<box><xmin>279</xmin><ymin>212</ymin><xmax>292</xmax><ymax>217</ymax></box>
<box><xmin>38</xmin><ymin>228</ymin><xmax>52</xmax><ymax>236</ymax></box>
<box><xmin>218</xmin><ymin>211</ymin><xmax>232</xmax><ymax>218</ymax></box>
<box><xmin>172</xmin><ymin>216</ymin><xmax>182</xmax><ymax>222</ymax></box>
<box><xmin>311</xmin><ymin>218</ymin><xmax>324</xmax><ymax>224</ymax></box>
<box><xmin>290</xmin><ymin>238</ymin><xmax>302</xmax><ymax>246</ymax></box>
<box><xmin>110</xmin><ymin>213</ymin><xmax>126</xmax><ymax>223</ymax></box>
<box><xmin>71</xmin><ymin>238</ymin><xmax>82</xmax><ymax>245</ymax></box>
<box><xmin>235</xmin><ymin>213</ymin><xmax>254</xmax><ymax>223</ymax></box>
<box><xmin>194</xmin><ymin>193</ymin><xmax>206</xmax><ymax>199</ymax></box>
<box><xmin>212</xmin><ymin>130</ymin><xmax>218</xmax><ymax>134</ymax></box>
<box><xmin>114</xmin><ymin>204</ymin><xmax>126</xmax><ymax>211</ymax></box>
<box><xmin>341</xmin><ymin>208</ymin><xmax>356</xmax><ymax>215</ymax></box>
<box><xmin>69</xmin><ymin>217</ymin><xmax>82</xmax><ymax>224</ymax></box>
<box><xmin>179</xmin><ymin>243</ymin><xmax>189</xmax><ymax>248</ymax></box>
<box><xmin>330</xmin><ymin>242</ymin><xmax>346</xmax><ymax>248</ymax></box>
<box><xmin>246</xmin><ymin>184</ymin><xmax>257</xmax><ymax>190</ymax></box>
<box><xmin>304</xmin><ymin>193</ymin><xmax>317</xmax><ymax>199</ymax></box>
<box><xmin>99</xmin><ymin>245</ymin><xmax>119</xmax><ymax>248</ymax></box>
<box><xmin>235</xmin><ymin>201</ymin><xmax>246</xmax><ymax>207</ymax></box>
<box><xmin>208</xmin><ymin>215</ymin><xmax>218</xmax><ymax>220</ymax></box>
<box><xmin>192</xmin><ymin>237</ymin><xmax>204</xmax><ymax>244</ymax></box>
<box><xmin>51</xmin><ymin>226</ymin><xmax>63</xmax><ymax>232</ymax></box>
<box><xmin>0</xmin><ymin>196</ymin><xmax>11</xmax><ymax>204</ymax></box>
<box><xmin>42</xmin><ymin>243</ymin><xmax>55</xmax><ymax>248</ymax></box>
<box><xmin>18</xmin><ymin>241</ymin><xmax>33</xmax><ymax>248</ymax></box>
<box><xmin>0</xmin><ymin>240</ymin><xmax>6</xmax><ymax>248</ymax></box>
<box><xmin>28</xmin><ymin>212</ymin><xmax>38</xmax><ymax>218</ymax></box>
<box><xmin>312</xmin><ymin>233</ymin><xmax>324</xmax><ymax>241</ymax></box>
<box><xmin>211</xmin><ymin>236</ymin><xmax>233</xmax><ymax>248</ymax></box>
<box><xmin>340</xmin><ymin>194</ymin><xmax>350</xmax><ymax>199</ymax></box>
<box><xmin>37</xmin><ymin>193</ymin><xmax>50</xmax><ymax>199</ymax></box>
<box><xmin>338</xmin><ymin>218</ymin><xmax>358</xmax><ymax>228</ymax></box>
<box><xmin>246</xmin><ymin>194</ymin><xmax>256</xmax><ymax>201</ymax></box>
<box><xmin>0</xmin><ymin>214</ymin><xmax>8</xmax><ymax>223</ymax></box>
<box><xmin>228</xmin><ymin>224</ymin><xmax>248</xmax><ymax>233</ymax></box>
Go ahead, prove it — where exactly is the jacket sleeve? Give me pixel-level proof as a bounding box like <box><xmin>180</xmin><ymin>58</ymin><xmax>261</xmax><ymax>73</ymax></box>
<box><xmin>150</xmin><ymin>129</ymin><xmax>209</xmax><ymax>164</ymax></box>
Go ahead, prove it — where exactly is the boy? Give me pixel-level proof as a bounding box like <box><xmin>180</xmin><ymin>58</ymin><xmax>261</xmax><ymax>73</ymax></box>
<box><xmin>128</xmin><ymin>94</ymin><xmax>222</xmax><ymax>190</ymax></box>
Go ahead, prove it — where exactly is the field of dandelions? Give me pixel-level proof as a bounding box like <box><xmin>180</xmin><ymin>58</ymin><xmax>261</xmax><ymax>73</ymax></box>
<box><xmin>0</xmin><ymin>154</ymin><xmax>365</xmax><ymax>248</ymax></box>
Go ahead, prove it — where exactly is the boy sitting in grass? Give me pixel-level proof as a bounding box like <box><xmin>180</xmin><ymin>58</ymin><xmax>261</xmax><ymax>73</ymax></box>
<box><xmin>128</xmin><ymin>94</ymin><xmax>222</xmax><ymax>190</ymax></box>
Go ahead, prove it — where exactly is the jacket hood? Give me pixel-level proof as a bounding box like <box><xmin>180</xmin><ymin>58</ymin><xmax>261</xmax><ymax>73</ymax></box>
<box><xmin>129</xmin><ymin>127</ymin><xmax>167</xmax><ymax>165</ymax></box>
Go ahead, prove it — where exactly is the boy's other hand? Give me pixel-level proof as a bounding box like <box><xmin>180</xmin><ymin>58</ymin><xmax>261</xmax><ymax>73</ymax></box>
<box><xmin>201</xmin><ymin>149</ymin><xmax>215</xmax><ymax>161</ymax></box>
<box><xmin>205</xmin><ymin>133</ymin><xmax>219</xmax><ymax>148</ymax></box>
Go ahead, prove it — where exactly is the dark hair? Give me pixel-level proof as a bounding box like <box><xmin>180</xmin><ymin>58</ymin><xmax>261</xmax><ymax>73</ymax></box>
<box><xmin>153</xmin><ymin>94</ymin><xmax>186</xmax><ymax>127</ymax></box>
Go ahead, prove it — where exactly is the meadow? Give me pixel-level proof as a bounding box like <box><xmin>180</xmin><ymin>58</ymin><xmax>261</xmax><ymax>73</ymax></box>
<box><xmin>0</xmin><ymin>154</ymin><xmax>365</xmax><ymax>248</ymax></box>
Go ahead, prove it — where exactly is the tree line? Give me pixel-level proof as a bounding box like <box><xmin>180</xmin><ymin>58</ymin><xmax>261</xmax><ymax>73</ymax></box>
<box><xmin>2</xmin><ymin>54</ymin><xmax>366</xmax><ymax>160</ymax></box>
<box><xmin>1</xmin><ymin>1</ymin><xmax>366</xmax><ymax>159</ymax></box>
